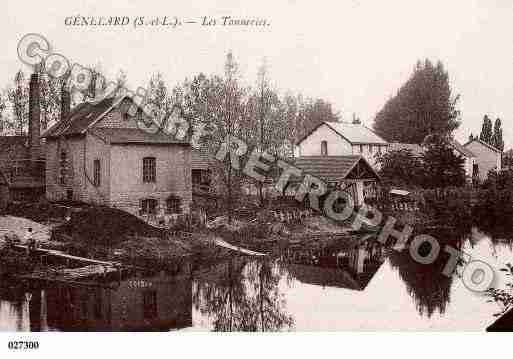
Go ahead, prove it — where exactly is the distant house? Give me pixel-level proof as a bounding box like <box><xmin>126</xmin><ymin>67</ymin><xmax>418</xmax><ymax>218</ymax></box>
<box><xmin>389</xmin><ymin>140</ymin><xmax>477</xmax><ymax>181</ymax></box>
<box><xmin>450</xmin><ymin>140</ymin><xmax>476</xmax><ymax>180</ymax></box>
<box><xmin>464</xmin><ymin>138</ymin><xmax>502</xmax><ymax>181</ymax></box>
<box><xmin>294</xmin><ymin>121</ymin><xmax>388</xmax><ymax>167</ymax></box>
<box><xmin>42</xmin><ymin>94</ymin><xmax>192</xmax><ymax>218</ymax></box>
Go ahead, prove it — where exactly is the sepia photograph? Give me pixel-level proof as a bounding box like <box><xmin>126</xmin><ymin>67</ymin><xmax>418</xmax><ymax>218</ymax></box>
<box><xmin>1</xmin><ymin>0</ymin><xmax>513</xmax><ymax>356</ymax></box>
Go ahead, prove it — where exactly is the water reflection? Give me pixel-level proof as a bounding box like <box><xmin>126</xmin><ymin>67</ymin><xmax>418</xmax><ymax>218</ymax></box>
<box><xmin>1</xmin><ymin>229</ymin><xmax>512</xmax><ymax>331</ymax></box>
<box><xmin>193</xmin><ymin>257</ymin><xmax>294</xmax><ymax>331</ymax></box>
<box><xmin>388</xmin><ymin>245</ymin><xmax>454</xmax><ymax>318</ymax></box>
<box><xmin>0</xmin><ymin>273</ymin><xmax>192</xmax><ymax>332</ymax></box>
<box><xmin>281</xmin><ymin>238</ymin><xmax>386</xmax><ymax>290</ymax></box>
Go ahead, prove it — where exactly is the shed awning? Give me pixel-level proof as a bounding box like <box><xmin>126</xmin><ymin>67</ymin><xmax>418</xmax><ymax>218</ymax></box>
<box><xmin>293</xmin><ymin>155</ymin><xmax>380</xmax><ymax>183</ymax></box>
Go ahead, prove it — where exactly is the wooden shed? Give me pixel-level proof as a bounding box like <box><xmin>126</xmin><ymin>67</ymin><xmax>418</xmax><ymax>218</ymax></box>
<box><xmin>293</xmin><ymin>155</ymin><xmax>380</xmax><ymax>207</ymax></box>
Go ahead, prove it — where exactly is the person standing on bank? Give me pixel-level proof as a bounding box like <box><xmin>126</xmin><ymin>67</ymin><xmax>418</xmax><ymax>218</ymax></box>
<box><xmin>25</xmin><ymin>227</ymin><xmax>37</xmax><ymax>255</ymax></box>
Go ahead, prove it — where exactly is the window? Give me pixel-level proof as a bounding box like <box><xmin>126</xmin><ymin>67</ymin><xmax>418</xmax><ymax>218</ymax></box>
<box><xmin>59</xmin><ymin>151</ymin><xmax>67</xmax><ymax>185</ymax></box>
<box><xmin>141</xmin><ymin>198</ymin><xmax>158</xmax><ymax>215</ymax></box>
<box><xmin>321</xmin><ymin>141</ymin><xmax>328</xmax><ymax>156</ymax></box>
<box><xmin>369</xmin><ymin>145</ymin><xmax>373</xmax><ymax>154</ymax></box>
<box><xmin>359</xmin><ymin>144</ymin><xmax>363</xmax><ymax>153</ymax></box>
<box><xmin>142</xmin><ymin>290</ymin><xmax>158</xmax><ymax>320</ymax></box>
<box><xmin>166</xmin><ymin>196</ymin><xmax>182</xmax><ymax>214</ymax></box>
<box><xmin>142</xmin><ymin>157</ymin><xmax>156</xmax><ymax>183</ymax></box>
<box><xmin>377</xmin><ymin>146</ymin><xmax>382</xmax><ymax>155</ymax></box>
<box><xmin>93</xmin><ymin>159</ymin><xmax>101</xmax><ymax>187</ymax></box>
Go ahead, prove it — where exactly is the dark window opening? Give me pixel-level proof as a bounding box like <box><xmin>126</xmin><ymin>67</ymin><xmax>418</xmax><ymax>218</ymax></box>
<box><xmin>140</xmin><ymin>198</ymin><xmax>158</xmax><ymax>215</ymax></box>
<box><xmin>143</xmin><ymin>291</ymin><xmax>158</xmax><ymax>320</ymax></box>
<box><xmin>166</xmin><ymin>196</ymin><xmax>182</xmax><ymax>214</ymax></box>
<box><xmin>93</xmin><ymin>159</ymin><xmax>101</xmax><ymax>187</ymax></box>
<box><xmin>321</xmin><ymin>141</ymin><xmax>328</xmax><ymax>156</ymax></box>
<box><xmin>59</xmin><ymin>151</ymin><xmax>67</xmax><ymax>185</ymax></box>
<box><xmin>142</xmin><ymin>157</ymin><xmax>156</xmax><ymax>183</ymax></box>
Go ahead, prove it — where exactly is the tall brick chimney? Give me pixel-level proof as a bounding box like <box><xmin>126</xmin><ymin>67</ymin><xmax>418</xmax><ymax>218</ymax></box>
<box><xmin>61</xmin><ymin>79</ymin><xmax>70</xmax><ymax>122</ymax></box>
<box><xmin>28</xmin><ymin>69</ymin><xmax>41</xmax><ymax>160</ymax></box>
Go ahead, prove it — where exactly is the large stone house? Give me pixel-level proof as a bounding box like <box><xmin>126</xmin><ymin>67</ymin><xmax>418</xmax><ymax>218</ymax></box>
<box><xmin>42</xmin><ymin>94</ymin><xmax>192</xmax><ymax>218</ymax></box>
<box><xmin>464</xmin><ymin>138</ymin><xmax>502</xmax><ymax>181</ymax></box>
<box><xmin>294</xmin><ymin>121</ymin><xmax>389</xmax><ymax>167</ymax></box>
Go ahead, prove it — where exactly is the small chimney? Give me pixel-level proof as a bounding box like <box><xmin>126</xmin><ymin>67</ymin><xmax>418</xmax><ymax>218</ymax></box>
<box><xmin>61</xmin><ymin>80</ymin><xmax>71</xmax><ymax>122</ymax></box>
<box><xmin>28</xmin><ymin>69</ymin><xmax>41</xmax><ymax>160</ymax></box>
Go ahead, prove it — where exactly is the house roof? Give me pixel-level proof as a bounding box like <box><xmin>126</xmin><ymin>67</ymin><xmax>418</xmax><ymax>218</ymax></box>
<box><xmin>91</xmin><ymin>128</ymin><xmax>189</xmax><ymax>145</ymax></box>
<box><xmin>287</xmin><ymin>264</ymin><xmax>363</xmax><ymax>290</ymax></box>
<box><xmin>450</xmin><ymin>140</ymin><xmax>475</xmax><ymax>158</ymax></box>
<box><xmin>296</xmin><ymin>121</ymin><xmax>388</xmax><ymax>146</ymax></box>
<box><xmin>293</xmin><ymin>155</ymin><xmax>380</xmax><ymax>182</ymax></box>
<box><xmin>42</xmin><ymin>97</ymin><xmax>118</xmax><ymax>138</ymax></box>
<box><xmin>42</xmin><ymin>96</ymin><xmax>188</xmax><ymax>145</ymax></box>
<box><xmin>389</xmin><ymin>140</ymin><xmax>475</xmax><ymax>158</ymax></box>
<box><xmin>464</xmin><ymin>138</ymin><xmax>502</xmax><ymax>154</ymax></box>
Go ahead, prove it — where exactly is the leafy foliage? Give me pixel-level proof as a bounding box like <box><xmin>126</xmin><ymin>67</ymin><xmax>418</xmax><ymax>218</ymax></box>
<box><xmin>373</xmin><ymin>59</ymin><xmax>460</xmax><ymax>143</ymax></box>
<box><xmin>377</xmin><ymin>134</ymin><xmax>466</xmax><ymax>188</ymax></box>
<box><xmin>421</xmin><ymin>134</ymin><xmax>466</xmax><ymax>188</ymax></box>
<box><xmin>375</xmin><ymin>149</ymin><xmax>424</xmax><ymax>187</ymax></box>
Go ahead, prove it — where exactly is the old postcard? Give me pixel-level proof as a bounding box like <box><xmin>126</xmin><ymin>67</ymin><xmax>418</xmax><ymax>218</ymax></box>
<box><xmin>0</xmin><ymin>0</ymin><xmax>512</xmax><ymax>356</ymax></box>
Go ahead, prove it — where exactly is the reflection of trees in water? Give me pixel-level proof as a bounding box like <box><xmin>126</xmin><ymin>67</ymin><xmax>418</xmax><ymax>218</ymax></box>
<box><xmin>193</xmin><ymin>258</ymin><xmax>294</xmax><ymax>331</ymax></box>
<box><xmin>388</xmin><ymin>244</ymin><xmax>454</xmax><ymax>318</ymax></box>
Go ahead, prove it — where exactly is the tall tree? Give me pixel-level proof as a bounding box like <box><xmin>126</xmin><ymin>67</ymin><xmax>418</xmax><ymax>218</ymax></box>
<box><xmin>492</xmin><ymin>118</ymin><xmax>504</xmax><ymax>151</ymax></box>
<box><xmin>7</xmin><ymin>70</ymin><xmax>29</xmax><ymax>135</ymax></box>
<box><xmin>479</xmin><ymin>114</ymin><xmax>493</xmax><ymax>144</ymax></box>
<box><xmin>373</xmin><ymin>59</ymin><xmax>460</xmax><ymax>143</ymax></box>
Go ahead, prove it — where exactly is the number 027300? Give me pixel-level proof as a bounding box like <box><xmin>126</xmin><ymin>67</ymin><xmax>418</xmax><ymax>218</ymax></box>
<box><xmin>7</xmin><ymin>341</ymin><xmax>39</xmax><ymax>350</ymax></box>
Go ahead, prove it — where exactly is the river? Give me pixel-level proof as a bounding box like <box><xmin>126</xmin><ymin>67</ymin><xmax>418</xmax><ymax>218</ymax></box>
<box><xmin>1</xmin><ymin>228</ymin><xmax>511</xmax><ymax>331</ymax></box>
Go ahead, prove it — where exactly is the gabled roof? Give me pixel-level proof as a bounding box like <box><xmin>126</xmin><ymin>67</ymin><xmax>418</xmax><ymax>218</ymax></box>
<box><xmin>450</xmin><ymin>140</ymin><xmax>475</xmax><ymax>158</ymax></box>
<box><xmin>390</xmin><ymin>140</ymin><xmax>475</xmax><ymax>158</ymax></box>
<box><xmin>91</xmin><ymin>128</ymin><xmax>189</xmax><ymax>145</ymax></box>
<box><xmin>464</xmin><ymin>138</ymin><xmax>502</xmax><ymax>154</ymax></box>
<box><xmin>287</xmin><ymin>264</ymin><xmax>363</xmax><ymax>290</ymax></box>
<box><xmin>293</xmin><ymin>155</ymin><xmax>380</xmax><ymax>182</ymax></box>
<box><xmin>296</xmin><ymin>121</ymin><xmax>388</xmax><ymax>146</ymax></box>
<box><xmin>42</xmin><ymin>97</ymin><xmax>118</xmax><ymax>138</ymax></box>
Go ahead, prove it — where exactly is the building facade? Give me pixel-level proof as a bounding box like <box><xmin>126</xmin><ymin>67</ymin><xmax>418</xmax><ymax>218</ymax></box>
<box><xmin>464</xmin><ymin>139</ymin><xmax>502</xmax><ymax>181</ymax></box>
<box><xmin>294</xmin><ymin>122</ymin><xmax>389</xmax><ymax>167</ymax></box>
<box><xmin>43</xmin><ymin>96</ymin><xmax>192</xmax><ymax>217</ymax></box>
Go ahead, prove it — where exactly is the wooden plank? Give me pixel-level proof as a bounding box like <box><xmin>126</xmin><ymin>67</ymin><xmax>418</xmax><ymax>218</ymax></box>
<box><xmin>13</xmin><ymin>245</ymin><xmax>120</xmax><ymax>266</ymax></box>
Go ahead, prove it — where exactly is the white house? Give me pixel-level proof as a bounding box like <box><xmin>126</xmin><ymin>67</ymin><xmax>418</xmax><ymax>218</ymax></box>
<box><xmin>294</xmin><ymin>121</ymin><xmax>388</xmax><ymax>167</ymax></box>
<box><xmin>464</xmin><ymin>139</ymin><xmax>502</xmax><ymax>181</ymax></box>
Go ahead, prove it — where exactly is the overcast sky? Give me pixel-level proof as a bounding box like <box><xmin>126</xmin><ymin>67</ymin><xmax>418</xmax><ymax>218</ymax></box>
<box><xmin>1</xmin><ymin>0</ymin><xmax>512</xmax><ymax>147</ymax></box>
